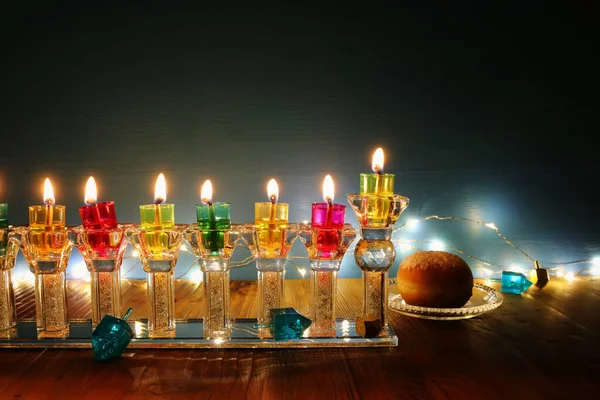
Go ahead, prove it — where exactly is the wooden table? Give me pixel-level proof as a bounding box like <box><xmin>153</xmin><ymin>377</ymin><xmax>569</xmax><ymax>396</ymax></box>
<box><xmin>0</xmin><ymin>277</ymin><xmax>598</xmax><ymax>399</ymax></box>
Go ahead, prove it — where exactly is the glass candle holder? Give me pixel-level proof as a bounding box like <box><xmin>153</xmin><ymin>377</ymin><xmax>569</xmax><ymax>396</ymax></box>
<box><xmin>347</xmin><ymin>193</ymin><xmax>409</xmax><ymax>336</ymax></box>
<box><xmin>126</xmin><ymin>223</ymin><xmax>184</xmax><ymax>338</ymax></box>
<box><xmin>0</xmin><ymin>216</ymin><xmax>17</xmax><ymax>339</ymax></box>
<box><xmin>8</xmin><ymin>218</ymin><xmax>73</xmax><ymax>339</ymax></box>
<box><xmin>242</xmin><ymin>222</ymin><xmax>298</xmax><ymax>339</ymax></box>
<box><xmin>185</xmin><ymin>224</ymin><xmax>241</xmax><ymax>340</ymax></box>
<box><xmin>196</xmin><ymin>202</ymin><xmax>231</xmax><ymax>254</ymax></box>
<box><xmin>79</xmin><ymin>201</ymin><xmax>118</xmax><ymax>230</ymax></box>
<box><xmin>70</xmin><ymin>224</ymin><xmax>131</xmax><ymax>328</ymax></box>
<box><xmin>299</xmin><ymin>222</ymin><xmax>356</xmax><ymax>337</ymax></box>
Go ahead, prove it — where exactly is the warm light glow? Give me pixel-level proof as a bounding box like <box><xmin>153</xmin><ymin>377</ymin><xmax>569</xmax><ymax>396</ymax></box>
<box><xmin>565</xmin><ymin>271</ymin><xmax>576</xmax><ymax>282</ymax></box>
<box><xmin>191</xmin><ymin>269</ymin><xmax>203</xmax><ymax>283</ymax></box>
<box><xmin>84</xmin><ymin>176</ymin><xmax>97</xmax><ymax>205</ymax></box>
<box><xmin>555</xmin><ymin>268</ymin><xmax>565</xmax><ymax>278</ymax></box>
<box><xmin>485</xmin><ymin>222</ymin><xmax>498</xmax><ymax>230</ymax></box>
<box><xmin>267</xmin><ymin>179</ymin><xmax>279</xmax><ymax>202</ymax></box>
<box><xmin>201</xmin><ymin>179</ymin><xmax>213</xmax><ymax>204</ymax></box>
<box><xmin>510</xmin><ymin>266</ymin><xmax>525</xmax><ymax>275</ymax></box>
<box><xmin>322</xmin><ymin>174</ymin><xmax>334</xmax><ymax>203</ymax></box>
<box><xmin>299</xmin><ymin>268</ymin><xmax>307</xmax><ymax>278</ymax></box>
<box><xmin>43</xmin><ymin>178</ymin><xmax>55</xmax><ymax>205</ymax></box>
<box><xmin>430</xmin><ymin>239</ymin><xmax>446</xmax><ymax>251</ymax></box>
<box><xmin>134</xmin><ymin>321</ymin><xmax>145</xmax><ymax>336</ymax></box>
<box><xmin>591</xmin><ymin>264</ymin><xmax>600</xmax><ymax>276</ymax></box>
<box><xmin>214</xmin><ymin>337</ymin><xmax>224</xmax><ymax>345</ymax></box>
<box><xmin>131</xmin><ymin>250</ymin><xmax>139</xmax><ymax>257</ymax></box>
<box><xmin>154</xmin><ymin>173</ymin><xmax>167</xmax><ymax>204</ymax></box>
<box><xmin>372</xmin><ymin>147</ymin><xmax>384</xmax><ymax>174</ymax></box>
<box><xmin>482</xmin><ymin>268</ymin><xmax>493</xmax><ymax>276</ymax></box>
<box><xmin>407</xmin><ymin>219</ymin><xmax>420</xmax><ymax>229</ymax></box>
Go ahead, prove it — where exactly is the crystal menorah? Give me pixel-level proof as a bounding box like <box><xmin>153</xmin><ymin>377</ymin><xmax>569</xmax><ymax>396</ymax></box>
<box><xmin>127</xmin><ymin>204</ymin><xmax>185</xmax><ymax>339</ymax></box>
<box><xmin>71</xmin><ymin>224</ymin><xmax>130</xmax><ymax>328</ymax></box>
<box><xmin>7</xmin><ymin>206</ymin><xmax>74</xmax><ymax>339</ymax></box>
<box><xmin>242</xmin><ymin>213</ymin><xmax>298</xmax><ymax>339</ymax></box>
<box><xmin>299</xmin><ymin>209</ymin><xmax>356</xmax><ymax>337</ymax></box>
<box><xmin>347</xmin><ymin>191</ymin><xmax>409</xmax><ymax>336</ymax></box>
<box><xmin>0</xmin><ymin>210</ymin><xmax>17</xmax><ymax>339</ymax></box>
<box><xmin>186</xmin><ymin>220</ymin><xmax>242</xmax><ymax>340</ymax></box>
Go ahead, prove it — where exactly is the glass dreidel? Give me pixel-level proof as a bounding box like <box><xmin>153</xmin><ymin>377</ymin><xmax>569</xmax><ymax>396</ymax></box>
<box><xmin>242</xmin><ymin>221</ymin><xmax>299</xmax><ymax>339</ymax></box>
<box><xmin>185</xmin><ymin>223</ymin><xmax>242</xmax><ymax>341</ymax></box>
<box><xmin>7</xmin><ymin>209</ymin><xmax>74</xmax><ymax>339</ymax></box>
<box><xmin>299</xmin><ymin>219</ymin><xmax>356</xmax><ymax>337</ymax></box>
<box><xmin>253</xmin><ymin>307</ymin><xmax>312</xmax><ymax>340</ymax></box>
<box><xmin>70</xmin><ymin>224</ymin><xmax>131</xmax><ymax>329</ymax></box>
<box><xmin>347</xmin><ymin>192</ymin><xmax>409</xmax><ymax>336</ymax></box>
<box><xmin>0</xmin><ymin>217</ymin><xmax>17</xmax><ymax>339</ymax></box>
<box><xmin>91</xmin><ymin>307</ymin><xmax>134</xmax><ymax>361</ymax></box>
<box><xmin>126</xmin><ymin>212</ymin><xmax>185</xmax><ymax>339</ymax></box>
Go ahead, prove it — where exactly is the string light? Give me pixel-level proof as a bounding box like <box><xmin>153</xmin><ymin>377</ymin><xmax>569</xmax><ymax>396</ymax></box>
<box><xmin>565</xmin><ymin>271</ymin><xmax>576</xmax><ymax>282</ymax></box>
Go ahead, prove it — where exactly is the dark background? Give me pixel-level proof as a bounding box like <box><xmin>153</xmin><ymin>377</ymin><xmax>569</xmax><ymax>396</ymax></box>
<box><xmin>1</xmin><ymin>3</ymin><xmax>596</xmax><ymax>279</ymax></box>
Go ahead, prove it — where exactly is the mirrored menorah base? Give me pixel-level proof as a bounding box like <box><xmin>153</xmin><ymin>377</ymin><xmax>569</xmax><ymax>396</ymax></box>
<box><xmin>0</xmin><ymin>318</ymin><xmax>397</xmax><ymax>349</ymax></box>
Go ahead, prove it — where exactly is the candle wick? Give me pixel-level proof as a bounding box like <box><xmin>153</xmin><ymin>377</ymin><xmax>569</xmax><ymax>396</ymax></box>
<box><xmin>207</xmin><ymin>201</ymin><xmax>213</xmax><ymax>206</ymax></box>
<box><xmin>327</xmin><ymin>199</ymin><xmax>333</xmax><ymax>206</ymax></box>
<box><xmin>270</xmin><ymin>196</ymin><xmax>277</xmax><ymax>204</ymax></box>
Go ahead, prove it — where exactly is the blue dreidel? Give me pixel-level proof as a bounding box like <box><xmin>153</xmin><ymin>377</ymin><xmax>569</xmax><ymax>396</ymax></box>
<box><xmin>253</xmin><ymin>307</ymin><xmax>312</xmax><ymax>340</ymax></box>
<box><xmin>501</xmin><ymin>271</ymin><xmax>533</xmax><ymax>294</ymax></box>
<box><xmin>91</xmin><ymin>307</ymin><xmax>134</xmax><ymax>361</ymax></box>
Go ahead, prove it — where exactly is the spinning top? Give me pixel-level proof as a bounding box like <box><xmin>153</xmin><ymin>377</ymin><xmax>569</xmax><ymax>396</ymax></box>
<box><xmin>533</xmin><ymin>260</ymin><xmax>549</xmax><ymax>288</ymax></box>
<box><xmin>253</xmin><ymin>308</ymin><xmax>312</xmax><ymax>340</ymax></box>
<box><xmin>91</xmin><ymin>307</ymin><xmax>134</xmax><ymax>361</ymax></box>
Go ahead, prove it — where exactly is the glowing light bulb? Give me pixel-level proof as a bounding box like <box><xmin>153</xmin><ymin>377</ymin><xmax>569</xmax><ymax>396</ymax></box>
<box><xmin>299</xmin><ymin>268</ymin><xmax>307</xmax><ymax>278</ymax></box>
<box><xmin>430</xmin><ymin>239</ymin><xmax>446</xmax><ymax>251</ymax></box>
<box><xmin>565</xmin><ymin>271</ymin><xmax>576</xmax><ymax>282</ymax></box>
<box><xmin>485</xmin><ymin>222</ymin><xmax>498</xmax><ymax>230</ymax></box>
<box><xmin>407</xmin><ymin>219</ymin><xmax>419</xmax><ymax>229</ymax></box>
<box><xmin>191</xmin><ymin>269</ymin><xmax>203</xmax><ymax>283</ymax></box>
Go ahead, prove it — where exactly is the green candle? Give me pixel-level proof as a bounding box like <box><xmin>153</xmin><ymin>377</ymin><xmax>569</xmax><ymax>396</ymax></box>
<box><xmin>0</xmin><ymin>203</ymin><xmax>7</xmax><ymax>229</ymax></box>
<box><xmin>0</xmin><ymin>203</ymin><xmax>7</xmax><ymax>257</ymax></box>
<box><xmin>197</xmin><ymin>180</ymin><xmax>231</xmax><ymax>253</ymax></box>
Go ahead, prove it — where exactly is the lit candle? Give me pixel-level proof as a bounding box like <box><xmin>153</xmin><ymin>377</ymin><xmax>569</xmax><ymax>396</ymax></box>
<box><xmin>0</xmin><ymin>202</ymin><xmax>7</xmax><ymax>230</ymax></box>
<box><xmin>28</xmin><ymin>178</ymin><xmax>65</xmax><ymax>229</ymax></box>
<box><xmin>196</xmin><ymin>179</ymin><xmax>231</xmax><ymax>252</ymax></box>
<box><xmin>78</xmin><ymin>176</ymin><xmax>118</xmax><ymax>229</ymax></box>
<box><xmin>312</xmin><ymin>175</ymin><xmax>345</xmax><ymax>229</ymax></box>
<box><xmin>360</xmin><ymin>147</ymin><xmax>394</xmax><ymax>196</ymax></box>
<box><xmin>140</xmin><ymin>173</ymin><xmax>174</xmax><ymax>230</ymax></box>
<box><xmin>311</xmin><ymin>175</ymin><xmax>346</xmax><ymax>256</ymax></box>
<box><xmin>0</xmin><ymin>187</ymin><xmax>7</xmax><ymax>256</ymax></box>
<box><xmin>255</xmin><ymin>179</ymin><xmax>288</xmax><ymax>248</ymax></box>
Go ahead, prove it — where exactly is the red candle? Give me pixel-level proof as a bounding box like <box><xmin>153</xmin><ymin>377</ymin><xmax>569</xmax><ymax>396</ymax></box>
<box><xmin>78</xmin><ymin>177</ymin><xmax>119</xmax><ymax>256</ymax></box>
<box><xmin>311</xmin><ymin>175</ymin><xmax>346</xmax><ymax>256</ymax></box>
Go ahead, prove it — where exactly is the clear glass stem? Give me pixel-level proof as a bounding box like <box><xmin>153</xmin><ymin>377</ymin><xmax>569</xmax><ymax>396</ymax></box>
<box><xmin>309</xmin><ymin>269</ymin><xmax>337</xmax><ymax>337</ymax></box>
<box><xmin>257</xmin><ymin>270</ymin><xmax>284</xmax><ymax>339</ymax></box>
<box><xmin>90</xmin><ymin>271</ymin><xmax>122</xmax><ymax>329</ymax></box>
<box><xmin>0</xmin><ymin>269</ymin><xmax>17</xmax><ymax>339</ymax></box>
<box><xmin>147</xmin><ymin>271</ymin><xmax>175</xmax><ymax>338</ymax></box>
<box><xmin>363</xmin><ymin>270</ymin><xmax>389</xmax><ymax>335</ymax></box>
<box><xmin>203</xmin><ymin>270</ymin><xmax>231</xmax><ymax>340</ymax></box>
<box><xmin>35</xmin><ymin>271</ymin><xmax>69</xmax><ymax>339</ymax></box>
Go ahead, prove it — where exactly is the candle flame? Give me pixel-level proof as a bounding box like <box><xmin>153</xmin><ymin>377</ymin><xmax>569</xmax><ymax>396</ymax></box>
<box><xmin>43</xmin><ymin>178</ymin><xmax>55</xmax><ymax>205</ymax></box>
<box><xmin>372</xmin><ymin>147</ymin><xmax>385</xmax><ymax>174</ymax></box>
<box><xmin>267</xmin><ymin>179</ymin><xmax>279</xmax><ymax>203</ymax></box>
<box><xmin>323</xmin><ymin>174</ymin><xmax>334</xmax><ymax>203</ymax></box>
<box><xmin>154</xmin><ymin>173</ymin><xmax>167</xmax><ymax>204</ymax></box>
<box><xmin>201</xmin><ymin>179</ymin><xmax>213</xmax><ymax>204</ymax></box>
<box><xmin>84</xmin><ymin>176</ymin><xmax>97</xmax><ymax>205</ymax></box>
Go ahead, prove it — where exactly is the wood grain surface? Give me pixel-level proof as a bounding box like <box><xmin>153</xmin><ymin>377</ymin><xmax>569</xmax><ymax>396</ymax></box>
<box><xmin>0</xmin><ymin>277</ymin><xmax>598</xmax><ymax>399</ymax></box>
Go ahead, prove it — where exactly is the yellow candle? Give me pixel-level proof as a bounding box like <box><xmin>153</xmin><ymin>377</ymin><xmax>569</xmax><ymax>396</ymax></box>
<box><xmin>28</xmin><ymin>178</ymin><xmax>66</xmax><ymax>254</ymax></box>
<box><xmin>255</xmin><ymin>179</ymin><xmax>288</xmax><ymax>255</ymax></box>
